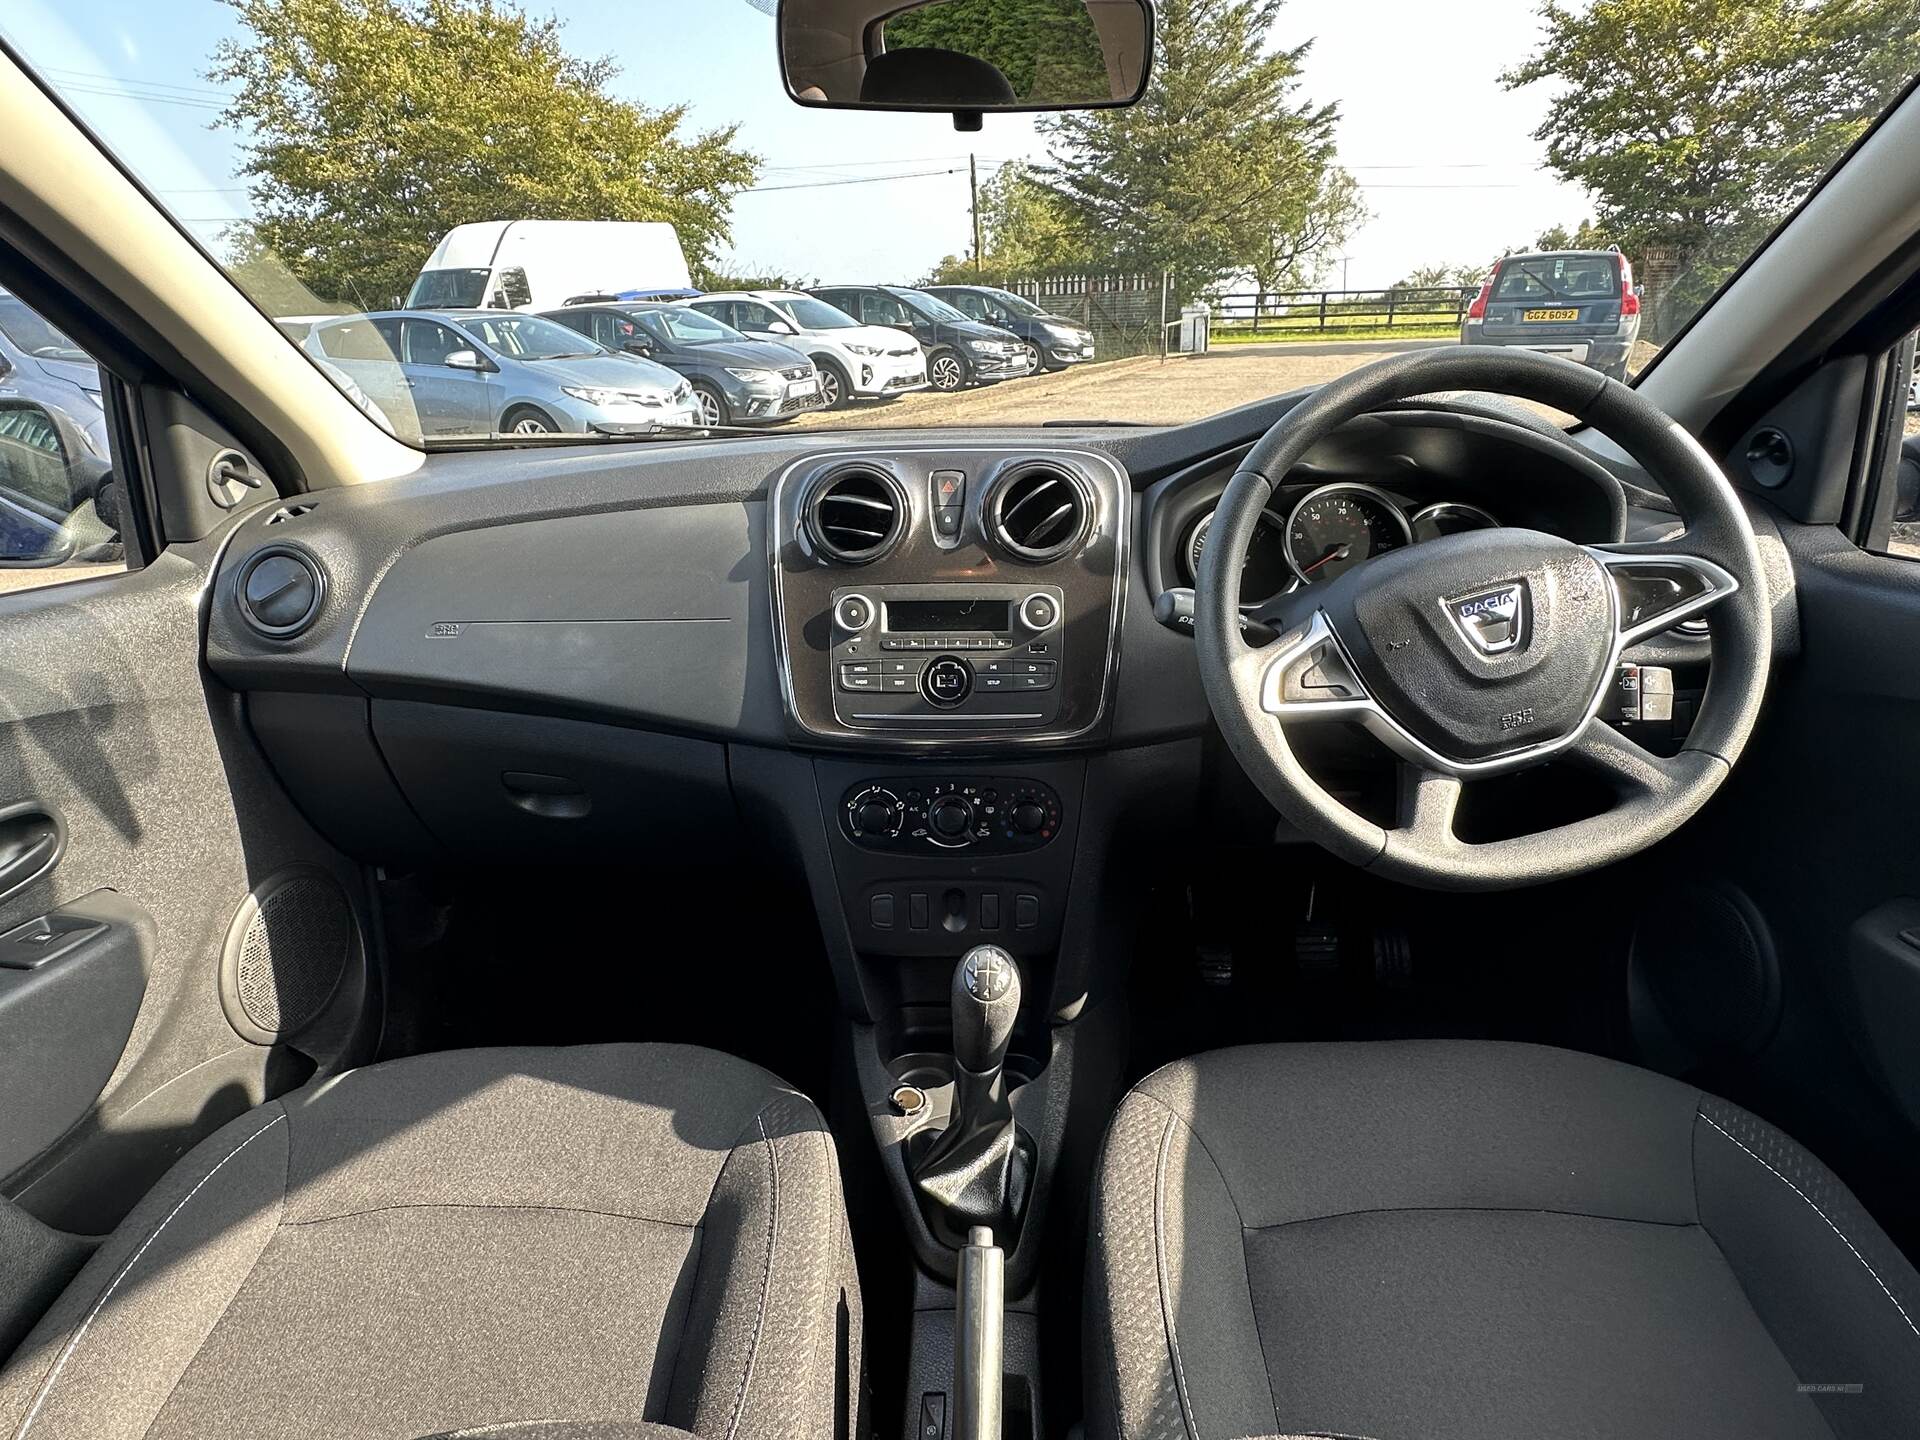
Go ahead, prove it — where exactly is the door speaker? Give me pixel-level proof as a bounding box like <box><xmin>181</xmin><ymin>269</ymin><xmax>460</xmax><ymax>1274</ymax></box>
<box><xmin>1629</xmin><ymin>882</ymin><xmax>1780</xmax><ymax>1063</ymax></box>
<box><xmin>218</xmin><ymin>866</ymin><xmax>357</xmax><ymax>1045</ymax></box>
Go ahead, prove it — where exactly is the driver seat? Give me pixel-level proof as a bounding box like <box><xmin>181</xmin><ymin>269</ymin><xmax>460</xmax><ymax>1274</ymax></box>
<box><xmin>1086</xmin><ymin>1041</ymin><xmax>1920</xmax><ymax>1439</ymax></box>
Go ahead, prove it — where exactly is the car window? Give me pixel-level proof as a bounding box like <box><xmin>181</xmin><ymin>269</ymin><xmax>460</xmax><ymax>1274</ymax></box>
<box><xmin>648</xmin><ymin>308</ymin><xmax>746</xmax><ymax>345</ymax></box>
<box><xmin>782</xmin><ymin>296</ymin><xmax>859</xmax><ymax>330</ymax></box>
<box><xmin>861</xmin><ymin>294</ymin><xmax>911</xmax><ymax>327</ymax></box>
<box><xmin>315</xmin><ymin>319</ymin><xmax>399</xmax><ymax>363</ymax></box>
<box><xmin>947</xmin><ymin>292</ymin><xmax>988</xmax><ymax>321</ymax></box>
<box><xmin>8</xmin><ymin>3</ymin><xmax>1916</xmax><ymax>436</ymax></box>
<box><xmin>0</xmin><ymin>295</ymin><xmax>126</xmax><ymax>593</ymax></box>
<box><xmin>402</xmin><ymin>319</ymin><xmax>467</xmax><ymax>366</ymax></box>
<box><xmin>465</xmin><ymin>314</ymin><xmax>601</xmax><ymax>359</ymax></box>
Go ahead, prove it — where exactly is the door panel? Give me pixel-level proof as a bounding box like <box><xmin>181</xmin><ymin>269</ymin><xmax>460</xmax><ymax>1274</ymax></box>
<box><xmin>0</xmin><ymin>530</ymin><xmax>375</xmax><ymax>1234</ymax></box>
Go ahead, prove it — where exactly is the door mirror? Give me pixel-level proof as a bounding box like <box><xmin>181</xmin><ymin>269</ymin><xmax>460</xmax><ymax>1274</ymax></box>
<box><xmin>622</xmin><ymin>338</ymin><xmax>655</xmax><ymax>356</ymax></box>
<box><xmin>768</xmin><ymin>319</ymin><xmax>797</xmax><ymax>336</ymax></box>
<box><xmin>780</xmin><ymin>0</ymin><xmax>1153</xmax><ymax>117</ymax></box>
<box><xmin>443</xmin><ymin>349</ymin><xmax>488</xmax><ymax>371</ymax></box>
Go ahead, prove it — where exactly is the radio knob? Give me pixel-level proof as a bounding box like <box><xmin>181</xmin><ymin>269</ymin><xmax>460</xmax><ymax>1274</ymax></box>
<box><xmin>929</xmin><ymin>796</ymin><xmax>975</xmax><ymax>842</ymax></box>
<box><xmin>1011</xmin><ymin>801</ymin><xmax>1048</xmax><ymax>835</ymax></box>
<box><xmin>1020</xmin><ymin>593</ymin><xmax>1058</xmax><ymax>630</ymax></box>
<box><xmin>920</xmin><ymin>655</ymin><xmax>973</xmax><ymax>708</ymax></box>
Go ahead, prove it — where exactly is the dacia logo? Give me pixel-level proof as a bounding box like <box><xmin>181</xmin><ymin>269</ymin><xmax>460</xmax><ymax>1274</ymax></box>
<box><xmin>1444</xmin><ymin>582</ymin><xmax>1526</xmax><ymax>655</ymax></box>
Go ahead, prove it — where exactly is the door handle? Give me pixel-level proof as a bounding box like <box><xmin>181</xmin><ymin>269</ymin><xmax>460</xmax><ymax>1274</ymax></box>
<box><xmin>0</xmin><ymin>803</ymin><xmax>63</xmax><ymax>905</ymax></box>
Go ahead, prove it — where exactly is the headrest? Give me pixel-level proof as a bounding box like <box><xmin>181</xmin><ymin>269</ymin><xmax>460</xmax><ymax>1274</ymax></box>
<box><xmin>859</xmin><ymin>47</ymin><xmax>1017</xmax><ymax>107</ymax></box>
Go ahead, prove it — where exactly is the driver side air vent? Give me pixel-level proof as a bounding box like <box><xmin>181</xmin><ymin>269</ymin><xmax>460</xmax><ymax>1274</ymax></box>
<box><xmin>991</xmin><ymin>464</ymin><xmax>1090</xmax><ymax>562</ymax></box>
<box><xmin>807</xmin><ymin>468</ymin><xmax>905</xmax><ymax>564</ymax></box>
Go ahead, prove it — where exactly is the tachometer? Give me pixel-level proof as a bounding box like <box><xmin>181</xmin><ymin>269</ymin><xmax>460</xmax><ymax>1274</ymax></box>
<box><xmin>1186</xmin><ymin>509</ymin><xmax>1291</xmax><ymax>604</ymax></box>
<box><xmin>1282</xmin><ymin>484</ymin><xmax>1412</xmax><ymax>584</ymax></box>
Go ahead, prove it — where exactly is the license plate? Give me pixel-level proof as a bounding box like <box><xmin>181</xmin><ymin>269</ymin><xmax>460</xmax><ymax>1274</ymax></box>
<box><xmin>788</xmin><ymin>378</ymin><xmax>818</xmax><ymax>398</ymax></box>
<box><xmin>1523</xmin><ymin>308</ymin><xmax>1580</xmax><ymax>322</ymax></box>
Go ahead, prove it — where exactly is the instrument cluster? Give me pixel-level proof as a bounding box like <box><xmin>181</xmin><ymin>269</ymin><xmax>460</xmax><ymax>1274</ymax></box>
<box><xmin>1181</xmin><ymin>482</ymin><xmax>1502</xmax><ymax>604</ymax></box>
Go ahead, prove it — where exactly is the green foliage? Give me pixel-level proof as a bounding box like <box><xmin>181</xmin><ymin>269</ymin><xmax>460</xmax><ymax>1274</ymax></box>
<box><xmin>1531</xmin><ymin>220</ymin><xmax>1611</xmax><ymax>255</ymax></box>
<box><xmin>883</xmin><ymin>0</ymin><xmax>1110</xmax><ymax>104</ymax></box>
<box><xmin>1037</xmin><ymin>0</ymin><xmax>1353</xmax><ymax>294</ymax></box>
<box><xmin>926</xmin><ymin>161</ymin><xmax>1095</xmax><ymax>283</ymax></box>
<box><xmin>1505</xmin><ymin>0</ymin><xmax>1920</xmax><ymax>334</ymax></box>
<box><xmin>209</xmin><ymin>0</ymin><xmax>759</xmax><ymax>308</ymax></box>
<box><xmin>695</xmin><ymin>263</ymin><xmax>813</xmax><ymax>291</ymax></box>
<box><xmin>1392</xmin><ymin>262</ymin><xmax>1488</xmax><ymax>291</ymax></box>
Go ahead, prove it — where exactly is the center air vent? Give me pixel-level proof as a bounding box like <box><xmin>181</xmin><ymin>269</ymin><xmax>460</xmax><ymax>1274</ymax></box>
<box><xmin>990</xmin><ymin>465</ymin><xmax>1089</xmax><ymax>562</ymax></box>
<box><xmin>808</xmin><ymin>468</ymin><xmax>906</xmax><ymax>564</ymax></box>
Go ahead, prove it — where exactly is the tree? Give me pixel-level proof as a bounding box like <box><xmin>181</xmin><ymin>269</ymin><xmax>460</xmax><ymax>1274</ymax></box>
<box><xmin>209</xmin><ymin>0</ymin><xmax>758</xmax><ymax>308</ymax></box>
<box><xmin>1531</xmin><ymin>220</ymin><xmax>1611</xmax><ymax>254</ymax></box>
<box><xmin>1505</xmin><ymin>0</ymin><xmax>1919</xmax><ymax>337</ymax></box>
<box><xmin>926</xmin><ymin>161</ymin><xmax>1094</xmax><ymax>283</ymax></box>
<box><xmin>1037</xmin><ymin>0</ymin><xmax>1350</xmax><ymax>292</ymax></box>
<box><xmin>883</xmin><ymin>0</ymin><xmax>1109</xmax><ymax>103</ymax></box>
<box><xmin>1393</xmin><ymin>262</ymin><xmax>1488</xmax><ymax>291</ymax></box>
<box><xmin>1247</xmin><ymin>166</ymin><xmax>1364</xmax><ymax>295</ymax></box>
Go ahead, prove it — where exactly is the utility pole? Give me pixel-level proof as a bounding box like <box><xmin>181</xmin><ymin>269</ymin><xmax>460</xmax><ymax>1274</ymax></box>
<box><xmin>970</xmin><ymin>153</ymin><xmax>983</xmax><ymax>279</ymax></box>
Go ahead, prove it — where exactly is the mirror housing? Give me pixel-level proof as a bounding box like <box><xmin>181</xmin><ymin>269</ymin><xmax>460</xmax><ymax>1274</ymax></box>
<box><xmin>622</xmin><ymin>339</ymin><xmax>655</xmax><ymax>356</ymax></box>
<box><xmin>768</xmin><ymin>319</ymin><xmax>797</xmax><ymax>336</ymax></box>
<box><xmin>443</xmin><ymin>348</ymin><xmax>489</xmax><ymax>371</ymax></box>
<box><xmin>780</xmin><ymin>0</ymin><xmax>1153</xmax><ymax>129</ymax></box>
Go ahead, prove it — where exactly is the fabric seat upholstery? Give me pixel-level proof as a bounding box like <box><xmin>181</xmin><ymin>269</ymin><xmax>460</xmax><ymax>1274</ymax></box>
<box><xmin>0</xmin><ymin>1044</ymin><xmax>861</xmax><ymax>1440</ymax></box>
<box><xmin>1087</xmin><ymin>1040</ymin><xmax>1920</xmax><ymax>1440</ymax></box>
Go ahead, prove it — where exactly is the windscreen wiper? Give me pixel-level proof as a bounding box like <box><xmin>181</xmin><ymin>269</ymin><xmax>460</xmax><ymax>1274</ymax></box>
<box><xmin>1514</xmin><ymin>262</ymin><xmax>1574</xmax><ymax>303</ymax></box>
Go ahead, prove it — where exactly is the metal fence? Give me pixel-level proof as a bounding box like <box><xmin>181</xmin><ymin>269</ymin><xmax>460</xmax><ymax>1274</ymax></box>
<box><xmin>1211</xmin><ymin>286</ymin><xmax>1478</xmax><ymax>337</ymax></box>
<box><xmin>998</xmin><ymin>273</ymin><xmax>1171</xmax><ymax>358</ymax></box>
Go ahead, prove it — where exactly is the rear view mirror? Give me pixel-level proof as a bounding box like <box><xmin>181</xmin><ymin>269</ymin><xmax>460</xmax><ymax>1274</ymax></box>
<box><xmin>780</xmin><ymin>0</ymin><xmax>1153</xmax><ymax>127</ymax></box>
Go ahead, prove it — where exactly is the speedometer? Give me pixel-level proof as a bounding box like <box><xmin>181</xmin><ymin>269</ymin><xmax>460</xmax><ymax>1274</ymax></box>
<box><xmin>1283</xmin><ymin>484</ymin><xmax>1413</xmax><ymax>584</ymax></box>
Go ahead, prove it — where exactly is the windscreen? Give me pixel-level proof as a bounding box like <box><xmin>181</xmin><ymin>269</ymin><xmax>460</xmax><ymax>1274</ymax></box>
<box><xmin>4</xmin><ymin>1</ymin><xmax>1915</xmax><ymax>445</ymax></box>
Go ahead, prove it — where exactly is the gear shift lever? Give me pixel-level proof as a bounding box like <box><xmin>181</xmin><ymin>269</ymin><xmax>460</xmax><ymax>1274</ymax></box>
<box><xmin>914</xmin><ymin>945</ymin><xmax>1034</xmax><ymax>1246</ymax></box>
<box><xmin>952</xmin><ymin>943</ymin><xmax>1019</xmax><ymax>1104</ymax></box>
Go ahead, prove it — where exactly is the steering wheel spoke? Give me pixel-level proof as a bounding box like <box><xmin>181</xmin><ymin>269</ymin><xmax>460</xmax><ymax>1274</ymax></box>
<box><xmin>1567</xmin><ymin>716</ymin><xmax>1690</xmax><ymax>797</ymax></box>
<box><xmin>1255</xmin><ymin>611</ymin><xmax>1373</xmax><ymax>720</ymax></box>
<box><xmin>1583</xmin><ymin>541</ymin><xmax>1739</xmax><ymax>647</ymax></box>
<box><xmin>1394</xmin><ymin>763</ymin><xmax>1463</xmax><ymax>846</ymax></box>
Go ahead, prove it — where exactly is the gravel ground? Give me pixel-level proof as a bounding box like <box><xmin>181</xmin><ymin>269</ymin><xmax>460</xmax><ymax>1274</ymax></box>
<box><xmin>788</xmin><ymin>338</ymin><xmax>1449</xmax><ymax>431</ymax></box>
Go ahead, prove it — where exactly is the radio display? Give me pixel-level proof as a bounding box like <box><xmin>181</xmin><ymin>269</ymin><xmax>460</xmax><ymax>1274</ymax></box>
<box><xmin>886</xmin><ymin>598</ymin><xmax>1011</xmax><ymax>633</ymax></box>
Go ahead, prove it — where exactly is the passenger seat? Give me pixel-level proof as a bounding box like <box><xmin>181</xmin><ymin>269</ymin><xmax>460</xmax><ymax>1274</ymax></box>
<box><xmin>0</xmin><ymin>1044</ymin><xmax>860</xmax><ymax>1440</ymax></box>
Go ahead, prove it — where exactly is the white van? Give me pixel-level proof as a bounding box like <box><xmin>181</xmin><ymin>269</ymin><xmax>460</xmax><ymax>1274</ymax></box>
<box><xmin>404</xmin><ymin>221</ymin><xmax>692</xmax><ymax>312</ymax></box>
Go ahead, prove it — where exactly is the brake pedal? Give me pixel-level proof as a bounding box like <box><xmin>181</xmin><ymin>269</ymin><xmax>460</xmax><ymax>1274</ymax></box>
<box><xmin>1294</xmin><ymin>883</ymin><xmax>1340</xmax><ymax>974</ymax></box>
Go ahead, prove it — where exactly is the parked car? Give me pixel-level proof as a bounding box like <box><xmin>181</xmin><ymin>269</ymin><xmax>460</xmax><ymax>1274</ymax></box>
<box><xmin>305</xmin><ymin>309</ymin><xmax>702</xmax><ymax>438</ymax></box>
<box><xmin>1459</xmin><ymin>248</ymin><xmax>1640</xmax><ymax>379</ymax></box>
<box><xmin>541</xmin><ymin>301</ymin><xmax>825</xmax><ymax>426</ymax></box>
<box><xmin>807</xmin><ymin>284</ymin><xmax>1032</xmax><ymax>391</ymax></box>
<box><xmin>923</xmin><ymin>284</ymin><xmax>1096</xmax><ymax>372</ymax></box>
<box><xmin>0</xmin><ymin>396</ymin><xmax>118</xmax><ymax>566</ymax></box>
<box><xmin>687</xmin><ymin>290</ymin><xmax>927</xmax><ymax>408</ymax></box>
<box><xmin>405</xmin><ymin>220</ymin><xmax>692</xmax><ymax>312</ymax></box>
<box><xmin>0</xmin><ymin>290</ymin><xmax>108</xmax><ymax>456</ymax></box>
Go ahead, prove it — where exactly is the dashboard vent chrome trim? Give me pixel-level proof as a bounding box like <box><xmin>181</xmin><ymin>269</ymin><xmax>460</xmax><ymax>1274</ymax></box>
<box><xmin>990</xmin><ymin>464</ymin><xmax>1090</xmax><ymax>562</ymax></box>
<box><xmin>807</xmin><ymin>467</ymin><xmax>906</xmax><ymax>564</ymax></box>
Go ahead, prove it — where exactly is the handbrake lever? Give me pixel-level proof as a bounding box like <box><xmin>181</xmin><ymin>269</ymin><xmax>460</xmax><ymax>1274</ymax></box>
<box><xmin>953</xmin><ymin>1226</ymin><xmax>1004</xmax><ymax>1440</ymax></box>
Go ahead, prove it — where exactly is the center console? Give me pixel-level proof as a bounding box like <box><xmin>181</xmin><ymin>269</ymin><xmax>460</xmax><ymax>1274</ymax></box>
<box><xmin>770</xmin><ymin>446</ymin><xmax>1128</xmax><ymax>746</ymax></box>
<box><xmin>768</xmin><ymin>448</ymin><xmax>1133</xmax><ymax>1440</ymax></box>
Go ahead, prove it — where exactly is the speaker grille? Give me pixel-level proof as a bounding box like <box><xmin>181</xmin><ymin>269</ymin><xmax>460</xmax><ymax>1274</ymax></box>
<box><xmin>230</xmin><ymin>870</ymin><xmax>354</xmax><ymax>1038</ymax></box>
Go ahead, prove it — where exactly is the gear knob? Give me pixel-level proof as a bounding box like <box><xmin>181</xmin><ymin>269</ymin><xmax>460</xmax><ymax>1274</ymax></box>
<box><xmin>952</xmin><ymin>944</ymin><xmax>1021</xmax><ymax>1076</ymax></box>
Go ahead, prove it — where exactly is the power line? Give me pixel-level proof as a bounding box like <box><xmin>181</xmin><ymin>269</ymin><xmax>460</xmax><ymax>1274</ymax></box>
<box><xmin>739</xmin><ymin>167</ymin><xmax>967</xmax><ymax>194</ymax></box>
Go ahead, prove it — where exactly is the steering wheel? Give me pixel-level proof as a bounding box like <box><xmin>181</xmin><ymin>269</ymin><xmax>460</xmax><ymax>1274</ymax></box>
<box><xmin>1195</xmin><ymin>347</ymin><xmax>1771</xmax><ymax>891</ymax></box>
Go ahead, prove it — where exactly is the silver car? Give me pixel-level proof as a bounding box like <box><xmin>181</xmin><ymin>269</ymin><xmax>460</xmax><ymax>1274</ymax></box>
<box><xmin>304</xmin><ymin>309</ymin><xmax>703</xmax><ymax>439</ymax></box>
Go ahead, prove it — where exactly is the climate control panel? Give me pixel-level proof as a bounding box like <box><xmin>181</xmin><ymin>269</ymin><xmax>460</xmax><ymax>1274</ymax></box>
<box><xmin>839</xmin><ymin>776</ymin><xmax>1063</xmax><ymax>853</ymax></box>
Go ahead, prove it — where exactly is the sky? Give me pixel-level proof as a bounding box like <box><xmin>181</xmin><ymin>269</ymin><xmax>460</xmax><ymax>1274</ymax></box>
<box><xmin>1</xmin><ymin>0</ymin><xmax>1593</xmax><ymax>292</ymax></box>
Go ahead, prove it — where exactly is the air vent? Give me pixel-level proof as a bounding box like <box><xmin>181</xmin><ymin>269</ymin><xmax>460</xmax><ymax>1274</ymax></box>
<box><xmin>990</xmin><ymin>465</ymin><xmax>1089</xmax><ymax>562</ymax></box>
<box><xmin>236</xmin><ymin>544</ymin><xmax>325</xmax><ymax>638</ymax></box>
<box><xmin>808</xmin><ymin>468</ymin><xmax>905</xmax><ymax>564</ymax></box>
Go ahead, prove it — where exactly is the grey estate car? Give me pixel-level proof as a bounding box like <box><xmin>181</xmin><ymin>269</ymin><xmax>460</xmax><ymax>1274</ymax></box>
<box><xmin>1460</xmin><ymin>249</ymin><xmax>1641</xmax><ymax>380</ymax></box>
<box><xmin>304</xmin><ymin>309</ymin><xmax>701</xmax><ymax>438</ymax></box>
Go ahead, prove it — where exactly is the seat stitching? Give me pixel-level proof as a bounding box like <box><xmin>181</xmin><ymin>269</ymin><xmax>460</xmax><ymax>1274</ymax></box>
<box><xmin>722</xmin><ymin>1109</ymin><xmax>779</xmax><ymax>1440</ymax></box>
<box><xmin>1242</xmin><ymin>1203</ymin><xmax>1698</xmax><ymax>1232</ymax></box>
<box><xmin>1699</xmin><ymin>1114</ymin><xmax>1920</xmax><ymax>1342</ymax></box>
<box><xmin>1153</xmin><ymin>1109</ymin><xmax>1201</xmax><ymax>1440</ymax></box>
<box><xmin>279</xmin><ymin>1202</ymin><xmax>702</xmax><ymax>1228</ymax></box>
<box><xmin>13</xmin><ymin>1111</ymin><xmax>288</xmax><ymax>1440</ymax></box>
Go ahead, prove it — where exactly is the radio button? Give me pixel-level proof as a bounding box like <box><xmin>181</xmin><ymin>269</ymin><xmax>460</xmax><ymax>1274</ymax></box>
<box><xmin>1021</xmin><ymin>594</ymin><xmax>1058</xmax><ymax>630</ymax></box>
<box><xmin>921</xmin><ymin>656</ymin><xmax>973</xmax><ymax>707</ymax></box>
<box><xmin>836</xmin><ymin>595</ymin><xmax>875</xmax><ymax>631</ymax></box>
<box><xmin>839</xmin><ymin>665</ymin><xmax>881</xmax><ymax>691</ymax></box>
<box><xmin>884</xmin><ymin>658</ymin><xmax>924</xmax><ymax>674</ymax></box>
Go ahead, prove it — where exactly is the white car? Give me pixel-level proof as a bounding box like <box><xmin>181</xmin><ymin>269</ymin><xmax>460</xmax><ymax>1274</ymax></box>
<box><xmin>687</xmin><ymin>290</ymin><xmax>928</xmax><ymax>408</ymax></box>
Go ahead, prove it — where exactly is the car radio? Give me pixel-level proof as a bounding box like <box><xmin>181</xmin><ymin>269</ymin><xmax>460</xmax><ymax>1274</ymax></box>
<box><xmin>828</xmin><ymin>582</ymin><xmax>1065</xmax><ymax>728</ymax></box>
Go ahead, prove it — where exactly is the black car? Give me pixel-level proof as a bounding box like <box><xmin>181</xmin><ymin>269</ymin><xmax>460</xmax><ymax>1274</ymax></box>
<box><xmin>807</xmin><ymin>284</ymin><xmax>1033</xmax><ymax>391</ymax></box>
<box><xmin>540</xmin><ymin>302</ymin><xmax>824</xmax><ymax>426</ymax></box>
<box><xmin>923</xmin><ymin>284</ymin><xmax>1097</xmax><ymax>371</ymax></box>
